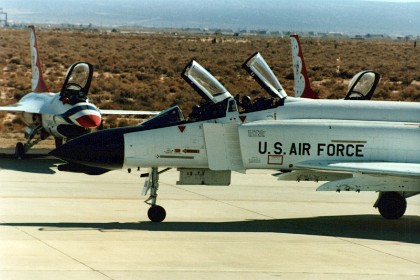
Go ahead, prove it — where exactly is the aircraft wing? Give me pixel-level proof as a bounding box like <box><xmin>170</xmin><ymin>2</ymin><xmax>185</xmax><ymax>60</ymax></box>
<box><xmin>0</xmin><ymin>103</ymin><xmax>42</xmax><ymax>114</ymax></box>
<box><xmin>0</xmin><ymin>104</ymin><xmax>27</xmax><ymax>113</ymax></box>
<box><xmin>0</xmin><ymin>105</ymin><xmax>160</xmax><ymax>115</ymax></box>
<box><xmin>295</xmin><ymin>161</ymin><xmax>420</xmax><ymax>177</ymax></box>
<box><xmin>289</xmin><ymin>160</ymin><xmax>420</xmax><ymax>192</ymax></box>
<box><xmin>0</xmin><ymin>93</ymin><xmax>53</xmax><ymax>114</ymax></box>
<box><xmin>100</xmin><ymin>109</ymin><xmax>160</xmax><ymax>115</ymax></box>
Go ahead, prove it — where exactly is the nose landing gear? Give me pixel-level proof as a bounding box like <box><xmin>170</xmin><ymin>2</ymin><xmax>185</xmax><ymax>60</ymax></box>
<box><xmin>142</xmin><ymin>167</ymin><xmax>170</xmax><ymax>222</ymax></box>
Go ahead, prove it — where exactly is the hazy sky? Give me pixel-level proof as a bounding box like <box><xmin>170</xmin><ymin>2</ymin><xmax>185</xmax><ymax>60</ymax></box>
<box><xmin>1</xmin><ymin>0</ymin><xmax>419</xmax><ymax>35</ymax></box>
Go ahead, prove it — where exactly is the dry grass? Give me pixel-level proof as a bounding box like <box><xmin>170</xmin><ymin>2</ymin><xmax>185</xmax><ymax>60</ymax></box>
<box><xmin>0</xmin><ymin>28</ymin><xmax>419</xmax><ymax>135</ymax></box>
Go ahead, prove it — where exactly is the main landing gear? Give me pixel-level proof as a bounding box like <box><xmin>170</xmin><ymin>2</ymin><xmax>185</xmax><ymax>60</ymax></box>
<box><xmin>15</xmin><ymin>124</ymin><xmax>60</xmax><ymax>159</ymax></box>
<box><xmin>375</xmin><ymin>192</ymin><xmax>407</xmax><ymax>219</ymax></box>
<box><xmin>15</xmin><ymin>124</ymin><xmax>48</xmax><ymax>159</ymax></box>
<box><xmin>142</xmin><ymin>167</ymin><xmax>170</xmax><ymax>222</ymax></box>
<box><xmin>15</xmin><ymin>142</ymin><xmax>25</xmax><ymax>159</ymax></box>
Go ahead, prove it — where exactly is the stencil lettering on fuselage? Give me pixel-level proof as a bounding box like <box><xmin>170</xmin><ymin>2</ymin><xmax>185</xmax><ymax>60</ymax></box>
<box><xmin>258</xmin><ymin>142</ymin><xmax>365</xmax><ymax>157</ymax></box>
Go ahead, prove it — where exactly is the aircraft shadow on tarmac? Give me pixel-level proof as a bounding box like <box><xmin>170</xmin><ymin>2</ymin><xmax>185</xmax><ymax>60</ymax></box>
<box><xmin>0</xmin><ymin>152</ymin><xmax>60</xmax><ymax>174</ymax></box>
<box><xmin>2</xmin><ymin>215</ymin><xmax>419</xmax><ymax>244</ymax></box>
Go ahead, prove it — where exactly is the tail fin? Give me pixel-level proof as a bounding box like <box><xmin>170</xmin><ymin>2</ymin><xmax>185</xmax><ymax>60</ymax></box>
<box><xmin>290</xmin><ymin>35</ymin><xmax>318</xmax><ymax>99</ymax></box>
<box><xmin>29</xmin><ymin>25</ymin><xmax>49</xmax><ymax>93</ymax></box>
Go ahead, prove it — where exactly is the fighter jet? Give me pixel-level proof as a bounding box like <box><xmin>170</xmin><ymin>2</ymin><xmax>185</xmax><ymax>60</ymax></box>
<box><xmin>50</xmin><ymin>55</ymin><xmax>420</xmax><ymax>223</ymax></box>
<box><xmin>290</xmin><ymin>34</ymin><xmax>380</xmax><ymax>100</ymax></box>
<box><xmin>0</xmin><ymin>26</ymin><xmax>158</xmax><ymax>158</ymax></box>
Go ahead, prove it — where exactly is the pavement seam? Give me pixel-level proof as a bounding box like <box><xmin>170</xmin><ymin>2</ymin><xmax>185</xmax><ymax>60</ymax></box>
<box><xmin>167</xmin><ymin>182</ymin><xmax>276</xmax><ymax>220</ymax></box>
<box><xmin>6</xmin><ymin>223</ymin><xmax>115</xmax><ymax>280</ymax></box>
<box><xmin>165</xmin><ymin>181</ymin><xmax>420</xmax><ymax>267</ymax></box>
<box><xmin>333</xmin><ymin>237</ymin><xmax>420</xmax><ymax>266</ymax></box>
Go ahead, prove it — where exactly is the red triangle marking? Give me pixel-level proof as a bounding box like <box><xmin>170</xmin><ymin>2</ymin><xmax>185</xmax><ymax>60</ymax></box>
<box><xmin>239</xmin><ymin>116</ymin><xmax>247</xmax><ymax>123</ymax></box>
<box><xmin>178</xmin><ymin>125</ymin><xmax>186</xmax><ymax>133</ymax></box>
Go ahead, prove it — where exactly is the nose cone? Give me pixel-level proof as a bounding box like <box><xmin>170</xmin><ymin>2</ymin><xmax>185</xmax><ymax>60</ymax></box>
<box><xmin>75</xmin><ymin>114</ymin><xmax>102</xmax><ymax>128</ymax></box>
<box><xmin>63</xmin><ymin>104</ymin><xmax>102</xmax><ymax>128</ymax></box>
<box><xmin>50</xmin><ymin>128</ymin><xmax>125</xmax><ymax>170</ymax></box>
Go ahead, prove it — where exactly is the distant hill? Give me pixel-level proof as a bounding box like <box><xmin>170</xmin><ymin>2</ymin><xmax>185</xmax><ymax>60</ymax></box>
<box><xmin>2</xmin><ymin>0</ymin><xmax>420</xmax><ymax>35</ymax></box>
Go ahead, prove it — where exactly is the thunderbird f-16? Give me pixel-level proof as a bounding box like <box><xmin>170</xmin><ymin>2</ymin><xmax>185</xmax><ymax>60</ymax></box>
<box><xmin>290</xmin><ymin>34</ymin><xmax>380</xmax><ymax>100</ymax></box>
<box><xmin>51</xmin><ymin>53</ymin><xmax>420</xmax><ymax>223</ymax></box>
<box><xmin>0</xmin><ymin>26</ymin><xmax>158</xmax><ymax>158</ymax></box>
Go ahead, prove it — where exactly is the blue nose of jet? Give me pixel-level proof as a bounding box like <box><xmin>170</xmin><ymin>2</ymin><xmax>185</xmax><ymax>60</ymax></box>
<box><xmin>50</xmin><ymin>128</ymin><xmax>125</xmax><ymax>170</ymax></box>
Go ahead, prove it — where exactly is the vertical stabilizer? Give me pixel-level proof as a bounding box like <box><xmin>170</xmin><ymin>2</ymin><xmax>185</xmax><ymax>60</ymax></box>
<box><xmin>29</xmin><ymin>25</ymin><xmax>49</xmax><ymax>93</ymax></box>
<box><xmin>290</xmin><ymin>35</ymin><xmax>318</xmax><ymax>99</ymax></box>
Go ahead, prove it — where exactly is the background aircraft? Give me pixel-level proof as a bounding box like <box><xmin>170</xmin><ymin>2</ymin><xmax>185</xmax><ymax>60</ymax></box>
<box><xmin>0</xmin><ymin>26</ymin><xmax>159</xmax><ymax>158</ymax></box>
<box><xmin>290</xmin><ymin>34</ymin><xmax>380</xmax><ymax>100</ymax></box>
<box><xmin>51</xmin><ymin>54</ymin><xmax>420</xmax><ymax>223</ymax></box>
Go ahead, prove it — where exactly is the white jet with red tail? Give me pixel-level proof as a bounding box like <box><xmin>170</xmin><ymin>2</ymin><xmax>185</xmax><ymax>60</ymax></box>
<box><xmin>290</xmin><ymin>34</ymin><xmax>380</xmax><ymax>100</ymax></box>
<box><xmin>0</xmin><ymin>26</ymin><xmax>158</xmax><ymax>158</ymax></box>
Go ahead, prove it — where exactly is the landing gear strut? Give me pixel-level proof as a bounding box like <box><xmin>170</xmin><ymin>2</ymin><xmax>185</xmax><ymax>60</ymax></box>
<box><xmin>15</xmin><ymin>124</ymin><xmax>49</xmax><ymax>159</ymax></box>
<box><xmin>375</xmin><ymin>192</ymin><xmax>407</xmax><ymax>219</ymax></box>
<box><xmin>143</xmin><ymin>167</ymin><xmax>166</xmax><ymax>222</ymax></box>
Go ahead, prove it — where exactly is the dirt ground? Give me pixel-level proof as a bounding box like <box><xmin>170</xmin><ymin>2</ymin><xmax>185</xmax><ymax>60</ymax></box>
<box><xmin>0</xmin><ymin>133</ymin><xmax>54</xmax><ymax>149</ymax></box>
<box><xmin>0</xmin><ymin>27</ymin><xmax>419</xmax><ymax>147</ymax></box>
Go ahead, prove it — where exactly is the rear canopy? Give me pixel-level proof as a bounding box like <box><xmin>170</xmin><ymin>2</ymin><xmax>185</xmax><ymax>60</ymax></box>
<box><xmin>243</xmin><ymin>52</ymin><xmax>287</xmax><ymax>99</ymax></box>
<box><xmin>182</xmin><ymin>60</ymin><xmax>232</xmax><ymax>104</ymax></box>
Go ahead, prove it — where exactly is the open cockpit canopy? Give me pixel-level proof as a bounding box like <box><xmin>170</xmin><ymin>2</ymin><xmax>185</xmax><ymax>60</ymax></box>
<box><xmin>345</xmin><ymin>70</ymin><xmax>380</xmax><ymax>100</ymax></box>
<box><xmin>60</xmin><ymin>62</ymin><xmax>93</xmax><ymax>105</ymax></box>
<box><xmin>182</xmin><ymin>60</ymin><xmax>232</xmax><ymax>104</ymax></box>
<box><xmin>243</xmin><ymin>52</ymin><xmax>287</xmax><ymax>99</ymax></box>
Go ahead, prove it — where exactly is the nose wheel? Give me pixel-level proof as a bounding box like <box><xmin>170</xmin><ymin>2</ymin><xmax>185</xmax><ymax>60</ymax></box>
<box><xmin>142</xmin><ymin>167</ymin><xmax>170</xmax><ymax>222</ymax></box>
<box><xmin>147</xmin><ymin>205</ymin><xmax>166</xmax><ymax>223</ymax></box>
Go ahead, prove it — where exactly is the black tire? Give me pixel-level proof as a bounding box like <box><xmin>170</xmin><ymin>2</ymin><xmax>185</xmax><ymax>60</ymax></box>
<box><xmin>55</xmin><ymin>137</ymin><xmax>63</xmax><ymax>148</ymax></box>
<box><xmin>15</xmin><ymin>142</ymin><xmax>25</xmax><ymax>159</ymax></box>
<box><xmin>377</xmin><ymin>192</ymin><xmax>407</xmax><ymax>219</ymax></box>
<box><xmin>147</xmin><ymin>205</ymin><xmax>166</xmax><ymax>222</ymax></box>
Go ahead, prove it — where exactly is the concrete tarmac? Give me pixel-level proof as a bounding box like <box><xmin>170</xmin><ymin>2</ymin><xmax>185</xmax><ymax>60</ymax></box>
<box><xmin>0</xmin><ymin>153</ymin><xmax>419</xmax><ymax>279</ymax></box>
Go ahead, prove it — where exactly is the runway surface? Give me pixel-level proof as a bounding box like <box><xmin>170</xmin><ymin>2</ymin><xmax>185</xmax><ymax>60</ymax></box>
<box><xmin>0</xmin><ymin>152</ymin><xmax>419</xmax><ymax>279</ymax></box>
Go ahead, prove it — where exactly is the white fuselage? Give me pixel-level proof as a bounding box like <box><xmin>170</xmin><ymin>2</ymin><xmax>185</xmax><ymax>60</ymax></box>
<box><xmin>18</xmin><ymin>92</ymin><xmax>101</xmax><ymax>138</ymax></box>
<box><xmin>246</xmin><ymin>97</ymin><xmax>419</xmax><ymax>123</ymax></box>
<box><xmin>122</xmin><ymin>97</ymin><xmax>420</xmax><ymax>171</ymax></box>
